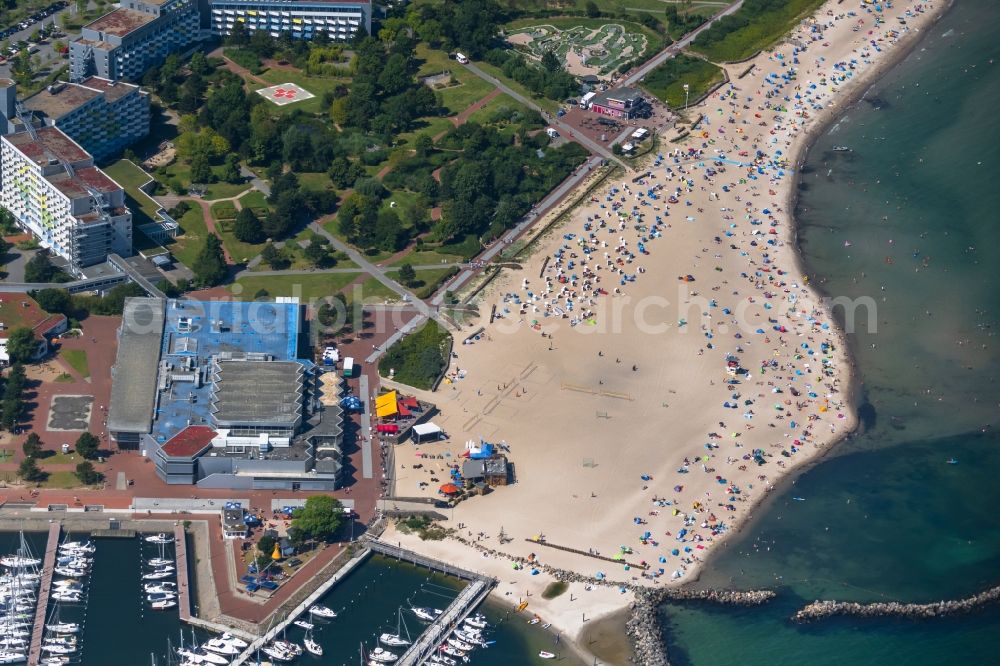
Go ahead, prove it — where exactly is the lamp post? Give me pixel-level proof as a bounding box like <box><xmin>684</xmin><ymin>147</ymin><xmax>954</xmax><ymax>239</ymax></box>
<box><xmin>683</xmin><ymin>83</ymin><xmax>690</xmax><ymax>111</ymax></box>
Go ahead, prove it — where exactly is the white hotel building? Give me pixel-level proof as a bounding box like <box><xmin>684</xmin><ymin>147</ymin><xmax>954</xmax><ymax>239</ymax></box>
<box><xmin>0</xmin><ymin>125</ymin><xmax>132</xmax><ymax>271</ymax></box>
<box><xmin>207</xmin><ymin>0</ymin><xmax>371</xmax><ymax>41</ymax></box>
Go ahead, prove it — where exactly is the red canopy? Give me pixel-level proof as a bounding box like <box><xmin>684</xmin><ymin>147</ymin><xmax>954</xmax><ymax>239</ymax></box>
<box><xmin>439</xmin><ymin>483</ymin><xmax>460</xmax><ymax>494</ymax></box>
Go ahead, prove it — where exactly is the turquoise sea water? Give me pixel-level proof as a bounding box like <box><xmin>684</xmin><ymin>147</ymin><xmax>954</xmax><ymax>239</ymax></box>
<box><xmin>660</xmin><ymin>0</ymin><xmax>1000</xmax><ymax>663</ymax></box>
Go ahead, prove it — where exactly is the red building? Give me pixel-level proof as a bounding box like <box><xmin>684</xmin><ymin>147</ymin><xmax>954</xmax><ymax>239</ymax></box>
<box><xmin>589</xmin><ymin>87</ymin><xmax>648</xmax><ymax>120</ymax></box>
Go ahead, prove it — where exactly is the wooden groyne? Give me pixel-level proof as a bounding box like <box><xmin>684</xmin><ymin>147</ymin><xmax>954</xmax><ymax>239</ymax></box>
<box><xmin>792</xmin><ymin>585</ymin><xmax>1000</xmax><ymax>622</ymax></box>
<box><xmin>28</xmin><ymin>523</ymin><xmax>61</xmax><ymax>666</ymax></box>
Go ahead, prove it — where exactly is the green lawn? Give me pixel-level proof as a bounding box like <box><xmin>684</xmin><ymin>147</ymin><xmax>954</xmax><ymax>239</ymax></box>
<box><xmin>61</xmin><ymin>349</ymin><xmax>89</xmax><ymax>379</ymax></box>
<box><xmin>40</xmin><ymin>471</ymin><xmax>82</xmax><ymax>489</ymax></box>
<box><xmin>210</xmin><ymin>201</ymin><xmax>238</xmax><ymax>221</ymax></box>
<box><xmin>396</xmin><ymin>116</ymin><xmax>455</xmax><ymax>146</ymax></box>
<box><xmin>38</xmin><ymin>450</ymin><xmax>82</xmax><ymax>465</ymax></box>
<box><xmin>158</xmin><ymin>162</ymin><xmax>249</xmax><ymax>199</ymax></box>
<box><xmin>378</xmin><ymin>321</ymin><xmax>451</xmax><ymax>390</ymax></box>
<box><xmin>297</xmin><ymin>172</ymin><xmax>335</xmax><ymax>192</ymax></box>
<box><xmin>389</xmin><ymin>248</ymin><xmax>464</xmax><ymax>267</ymax></box>
<box><xmin>357</xmin><ymin>277</ymin><xmax>400</xmax><ymax>303</ymax></box>
<box><xmin>234</xmin><ymin>273</ymin><xmax>361</xmax><ymax>301</ymax></box>
<box><xmin>411</xmin><ymin>267</ymin><xmax>457</xmax><ymax>299</ymax></box>
<box><xmin>467</xmin><ymin>93</ymin><xmax>534</xmax><ymax>126</ymax></box>
<box><xmin>641</xmin><ymin>54</ymin><xmax>726</xmax><ymax>109</ymax></box>
<box><xmin>689</xmin><ymin>0</ymin><xmax>826</xmax><ymax>62</ymax></box>
<box><xmin>416</xmin><ymin>44</ymin><xmax>497</xmax><ymax>115</ymax></box>
<box><xmin>167</xmin><ymin>205</ymin><xmax>211</xmax><ymax>269</ymax></box>
<box><xmin>104</xmin><ymin>159</ymin><xmax>161</xmax><ymax>224</ymax></box>
<box><xmin>218</xmin><ymin>228</ymin><xmax>267</xmax><ymax>265</ymax></box>
<box><xmin>255</xmin><ymin>69</ymin><xmax>347</xmax><ymax>115</ymax></box>
<box><xmin>239</xmin><ymin>190</ymin><xmax>270</xmax><ymax>212</ymax></box>
<box><xmin>471</xmin><ymin>61</ymin><xmax>560</xmax><ymax>114</ymax></box>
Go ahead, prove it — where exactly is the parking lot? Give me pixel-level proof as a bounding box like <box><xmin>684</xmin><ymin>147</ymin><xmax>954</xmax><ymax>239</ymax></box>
<box><xmin>0</xmin><ymin>2</ymin><xmax>71</xmax><ymax>80</ymax></box>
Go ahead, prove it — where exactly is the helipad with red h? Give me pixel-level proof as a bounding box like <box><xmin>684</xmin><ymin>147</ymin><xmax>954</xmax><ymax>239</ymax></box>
<box><xmin>256</xmin><ymin>82</ymin><xmax>315</xmax><ymax>106</ymax></box>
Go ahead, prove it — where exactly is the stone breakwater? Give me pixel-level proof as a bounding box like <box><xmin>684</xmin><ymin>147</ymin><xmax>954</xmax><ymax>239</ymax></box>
<box><xmin>793</xmin><ymin>585</ymin><xmax>1000</xmax><ymax>623</ymax></box>
<box><xmin>626</xmin><ymin>587</ymin><xmax>776</xmax><ymax>666</ymax></box>
<box><xmin>449</xmin><ymin>534</ymin><xmax>774</xmax><ymax>665</ymax></box>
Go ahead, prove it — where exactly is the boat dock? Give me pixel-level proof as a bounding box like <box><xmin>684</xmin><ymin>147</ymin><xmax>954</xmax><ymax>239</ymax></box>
<box><xmin>397</xmin><ymin>578</ymin><xmax>493</xmax><ymax>666</ymax></box>
<box><xmin>367</xmin><ymin>540</ymin><xmax>496</xmax><ymax>666</ymax></box>
<box><xmin>174</xmin><ymin>525</ymin><xmax>191</xmax><ymax>621</ymax></box>
<box><xmin>229</xmin><ymin>547</ymin><xmax>372</xmax><ymax>665</ymax></box>
<box><xmin>27</xmin><ymin>522</ymin><xmax>61</xmax><ymax>666</ymax></box>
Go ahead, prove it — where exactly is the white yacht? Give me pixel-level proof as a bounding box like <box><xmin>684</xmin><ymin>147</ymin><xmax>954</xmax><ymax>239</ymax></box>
<box><xmin>202</xmin><ymin>638</ymin><xmax>239</xmax><ymax>656</ymax></box>
<box><xmin>145</xmin><ymin>534</ymin><xmax>174</xmax><ymax>545</ymax></box>
<box><xmin>309</xmin><ymin>604</ymin><xmax>337</xmax><ymax>618</ymax></box>
<box><xmin>370</xmin><ymin>647</ymin><xmax>398</xmax><ymax>662</ymax></box>
<box><xmin>147</xmin><ymin>558</ymin><xmax>173</xmax><ymax>567</ymax></box>
<box><xmin>45</xmin><ymin>623</ymin><xmax>79</xmax><ymax>634</ymax></box>
<box><xmin>304</xmin><ymin>637</ymin><xmax>323</xmax><ymax>656</ymax></box>
<box><xmin>293</xmin><ymin>619</ymin><xmax>313</xmax><ymax>630</ymax></box>
<box><xmin>151</xmin><ymin>599</ymin><xmax>177</xmax><ymax>610</ymax></box>
<box><xmin>0</xmin><ymin>557</ymin><xmax>40</xmax><ymax>568</ymax></box>
<box><xmin>380</xmin><ymin>633</ymin><xmax>410</xmax><ymax>647</ymax></box>
<box><xmin>411</xmin><ymin>607</ymin><xmax>442</xmax><ymax>622</ymax></box>
<box><xmin>143</xmin><ymin>570</ymin><xmax>174</xmax><ymax>581</ymax></box>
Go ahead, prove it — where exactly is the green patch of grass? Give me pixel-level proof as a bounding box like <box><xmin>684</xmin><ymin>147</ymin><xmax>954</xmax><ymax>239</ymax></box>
<box><xmin>378</xmin><ymin>321</ymin><xmax>451</xmax><ymax>390</ymax></box>
<box><xmin>541</xmin><ymin>581</ymin><xmax>569</xmax><ymax>600</ymax></box>
<box><xmin>390</xmin><ymin>249</ymin><xmax>464</xmax><ymax>267</ymax></box>
<box><xmin>470</xmin><ymin>61</ymin><xmax>560</xmax><ymax>114</ymax></box>
<box><xmin>411</xmin><ymin>267</ymin><xmax>458</xmax><ymax>300</ymax></box>
<box><xmin>689</xmin><ymin>0</ymin><xmax>827</xmax><ymax>62</ymax></box>
<box><xmin>40</xmin><ymin>471</ymin><xmax>81</xmax><ymax>489</ymax></box>
<box><xmin>61</xmin><ymin>349</ymin><xmax>89</xmax><ymax>379</ymax></box>
<box><xmin>234</xmin><ymin>273</ymin><xmax>361</xmax><ymax>302</ymax></box>
<box><xmin>467</xmin><ymin>93</ymin><xmax>533</xmax><ymax>126</ymax></box>
<box><xmin>641</xmin><ymin>54</ymin><xmax>726</xmax><ymax>109</ymax></box>
<box><xmin>167</xmin><ymin>205</ymin><xmax>211</xmax><ymax>269</ymax></box>
<box><xmin>218</xmin><ymin>228</ymin><xmax>266</xmax><ymax>266</ymax></box>
<box><xmin>38</xmin><ymin>450</ymin><xmax>82</xmax><ymax>465</ymax></box>
<box><xmin>439</xmin><ymin>234</ymin><xmax>483</xmax><ymax>261</ymax></box>
<box><xmin>54</xmin><ymin>373</ymin><xmax>74</xmax><ymax>383</ymax></box>
<box><xmin>210</xmin><ymin>201</ymin><xmax>238</xmax><ymax>221</ymax></box>
<box><xmin>297</xmin><ymin>172</ymin><xmax>334</xmax><ymax>192</ymax></box>
<box><xmin>396</xmin><ymin>116</ymin><xmax>455</xmax><ymax>146</ymax></box>
<box><xmin>239</xmin><ymin>190</ymin><xmax>270</xmax><ymax>211</ymax></box>
<box><xmin>104</xmin><ymin>159</ymin><xmax>161</xmax><ymax>225</ymax></box>
<box><xmin>203</xmin><ymin>175</ymin><xmax>250</xmax><ymax>200</ymax></box>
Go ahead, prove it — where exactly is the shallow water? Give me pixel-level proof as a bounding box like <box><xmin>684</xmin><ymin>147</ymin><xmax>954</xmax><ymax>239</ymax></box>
<box><xmin>660</xmin><ymin>0</ymin><xmax>1000</xmax><ymax>663</ymax></box>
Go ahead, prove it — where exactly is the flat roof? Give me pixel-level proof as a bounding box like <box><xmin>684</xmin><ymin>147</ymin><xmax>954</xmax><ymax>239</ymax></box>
<box><xmin>212</xmin><ymin>360</ymin><xmax>303</xmax><ymax>426</ymax></box>
<box><xmin>84</xmin><ymin>8</ymin><xmax>156</xmax><ymax>38</ymax></box>
<box><xmin>47</xmin><ymin>166</ymin><xmax>121</xmax><ymax>199</ymax></box>
<box><xmin>108</xmin><ymin>298</ymin><xmax>166</xmax><ymax>434</ymax></box>
<box><xmin>80</xmin><ymin>76</ymin><xmax>141</xmax><ymax>103</ymax></box>
<box><xmin>161</xmin><ymin>425</ymin><xmax>216</xmax><ymax>458</ymax></box>
<box><xmin>4</xmin><ymin>126</ymin><xmax>91</xmax><ymax>167</ymax></box>
<box><xmin>22</xmin><ymin>83</ymin><xmax>101</xmax><ymax>121</ymax></box>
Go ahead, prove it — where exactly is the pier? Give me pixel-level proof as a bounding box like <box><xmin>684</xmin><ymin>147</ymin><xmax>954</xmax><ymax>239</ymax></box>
<box><xmin>27</xmin><ymin>522</ymin><xmax>61</xmax><ymax>666</ymax></box>
<box><xmin>174</xmin><ymin>525</ymin><xmax>191</xmax><ymax>621</ymax></box>
<box><xmin>397</xmin><ymin>578</ymin><xmax>492</xmax><ymax>666</ymax></box>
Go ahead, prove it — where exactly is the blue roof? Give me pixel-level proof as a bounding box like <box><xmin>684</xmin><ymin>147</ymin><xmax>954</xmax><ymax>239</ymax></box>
<box><xmin>150</xmin><ymin>300</ymin><xmax>303</xmax><ymax>444</ymax></box>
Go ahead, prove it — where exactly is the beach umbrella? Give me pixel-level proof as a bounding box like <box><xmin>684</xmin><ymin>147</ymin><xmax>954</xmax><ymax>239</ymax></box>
<box><xmin>671</xmin><ymin>549</ymin><xmax>679</xmax><ymax>556</ymax></box>
<box><xmin>439</xmin><ymin>483</ymin><xmax>460</xmax><ymax>495</ymax></box>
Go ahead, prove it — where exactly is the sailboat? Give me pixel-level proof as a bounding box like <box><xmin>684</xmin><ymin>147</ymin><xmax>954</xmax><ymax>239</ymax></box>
<box><xmin>380</xmin><ymin>608</ymin><xmax>412</xmax><ymax>647</ymax></box>
<box><xmin>304</xmin><ymin>631</ymin><xmax>323</xmax><ymax>656</ymax></box>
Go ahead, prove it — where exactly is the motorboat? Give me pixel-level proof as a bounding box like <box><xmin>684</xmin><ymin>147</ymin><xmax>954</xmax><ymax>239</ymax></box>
<box><xmin>463</xmin><ymin>615</ymin><xmax>487</xmax><ymax>630</ymax></box>
<box><xmin>539</xmin><ymin>651</ymin><xmax>556</xmax><ymax>659</ymax></box>
<box><xmin>0</xmin><ymin>651</ymin><xmax>26</xmax><ymax>664</ymax></box>
<box><xmin>428</xmin><ymin>655</ymin><xmax>456</xmax><ymax>666</ymax></box>
<box><xmin>53</xmin><ymin>567</ymin><xmax>87</xmax><ymax>578</ymax></box>
<box><xmin>45</xmin><ymin>623</ymin><xmax>79</xmax><ymax>634</ymax></box>
<box><xmin>145</xmin><ymin>583</ymin><xmax>177</xmax><ymax>594</ymax></box>
<box><xmin>147</xmin><ymin>558</ymin><xmax>173</xmax><ymax>567</ymax></box>
<box><xmin>202</xmin><ymin>638</ymin><xmax>239</xmax><ymax>655</ymax></box>
<box><xmin>177</xmin><ymin>648</ymin><xmax>227</xmax><ymax>666</ymax></box>
<box><xmin>151</xmin><ymin>599</ymin><xmax>177</xmax><ymax>610</ymax></box>
<box><xmin>143</xmin><ymin>570</ymin><xmax>174</xmax><ymax>581</ymax></box>
<box><xmin>219</xmin><ymin>633</ymin><xmax>248</xmax><ymax>649</ymax></box>
<box><xmin>58</xmin><ymin>541</ymin><xmax>94</xmax><ymax>553</ymax></box>
<box><xmin>261</xmin><ymin>645</ymin><xmax>295</xmax><ymax>662</ymax></box>
<box><xmin>370</xmin><ymin>648</ymin><xmax>398</xmax><ymax>663</ymax></box>
<box><xmin>831</xmin><ymin>146</ymin><xmax>851</xmax><ymax>152</ymax></box>
<box><xmin>39</xmin><ymin>658</ymin><xmax>68</xmax><ymax>666</ymax></box>
<box><xmin>273</xmin><ymin>640</ymin><xmax>302</xmax><ymax>656</ymax></box>
<box><xmin>304</xmin><ymin>638</ymin><xmax>323</xmax><ymax>656</ymax></box>
<box><xmin>453</xmin><ymin>630</ymin><xmax>485</xmax><ymax>647</ymax></box>
<box><xmin>380</xmin><ymin>633</ymin><xmax>410</xmax><ymax>647</ymax></box>
<box><xmin>309</xmin><ymin>604</ymin><xmax>337</xmax><ymax>618</ymax></box>
<box><xmin>147</xmin><ymin>592</ymin><xmax>178</xmax><ymax>602</ymax></box>
<box><xmin>39</xmin><ymin>646</ymin><xmax>74</xmax><ymax>655</ymax></box>
<box><xmin>50</xmin><ymin>591</ymin><xmax>82</xmax><ymax>602</ymax></box>
<box><xmin>145</xmin><ymin>534</ymin><xmax>174</xmax><ymax>544</ymax></box>
<box><xmin>411</xmin><ymin>607</ymin><xmax>442</xmax><ymax>622</ymax></box>
<box><xmin>439</xmin><ymin>645</ymin><xmax>466</xmax><ymax>659</ymax></box>
<box><xmin>0</xmin><ymin>557</ymin><xmax>40</xmax><ymax>568</ymax></box>
<box><xmin>447</xmin><ymin>637</ymin><xmax>474</xmax><ymax>652</ymax></box>
<box><xmin>292</xmin><ymin>619</ymin><xmax>314</xmax><ymax>630</ymax></box>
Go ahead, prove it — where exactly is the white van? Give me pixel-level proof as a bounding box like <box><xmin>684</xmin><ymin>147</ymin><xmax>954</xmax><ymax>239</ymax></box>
<box><xmin>455</xmin><ymin>53</ymin><xmax>469</xmax><ymax>64</ymax></box>
<box><xmin>546</xmin><ymin>128</ymin><xmax>559</xmax><ymax>138</ymax></box>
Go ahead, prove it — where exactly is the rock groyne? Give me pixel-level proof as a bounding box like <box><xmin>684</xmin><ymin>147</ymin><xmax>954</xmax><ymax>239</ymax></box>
<box><xmin>793</xmin><ymin>585</ymin><xmax>1000</xmax><ymax>622</ymax></box>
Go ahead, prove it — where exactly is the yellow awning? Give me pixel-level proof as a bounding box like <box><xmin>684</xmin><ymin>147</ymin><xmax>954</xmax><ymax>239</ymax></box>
<box><xmin>375</xmin><ymin>391</ymin><xmax>398</xmax><ymax>418</ymax></box>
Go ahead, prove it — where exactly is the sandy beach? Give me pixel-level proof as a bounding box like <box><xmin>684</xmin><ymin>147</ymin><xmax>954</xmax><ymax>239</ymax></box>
<box><xmin>383</xmin><ymin>0</ymin><xmax>949</xmax><ymax>659</ymax></box>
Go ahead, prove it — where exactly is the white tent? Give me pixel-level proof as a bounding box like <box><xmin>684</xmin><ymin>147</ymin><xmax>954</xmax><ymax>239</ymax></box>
<box><xmin>412</xmin><ymin>422</ymin><xmax>443</xmax><ymax>443</ymax></box>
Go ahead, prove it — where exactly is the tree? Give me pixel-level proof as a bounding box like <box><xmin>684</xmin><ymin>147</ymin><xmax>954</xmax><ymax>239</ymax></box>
<box><xmin>192</xmin><ymin>233</ymin><xmax>228</xmax><ymax>286</ymax></box>
<box><xmin>414</xmin><ymin>134</ymin><xmax>433</xmax><ymax>158</ymax></box>
<box><xmin>586</xmin><ymin>1</ymin><xmax>600</xmax><ymax>18</ymax></box>
<box><xmin>222</xmin><ymin>154</ymin><xmax>242</xmax><ymax>184</ymax></box>
<box><xmin>303</xmin><ymin>237</ymin><xmax>331</xmax><ymax>267</ymax></box>
<box><xmin>397</xmin><ymin>262</ymin><xmax>416</xmax><ymax>287</ymax></box>
<box><xmin>22</xmin><ymin>433</ymin><xmax>43</xmax><ymax>459</ymax></box>
<box><xmin>75</xmin><ymin>461</ymin><xmax>102</xmax><ymax>485</ymax></box>
<box><xmin>291</xmin><ymin>495</ymin><xmax>343</xmax><ymax>542</ymax></box>
<box><xmin>1</xmin><ymin>364</ymin><xmax>27</xmax><ymax>430</ymax></box>
<box><xmin>24</xmin><ymin>252</ymin><xmax>67</xmax><ymax>283</ymax></box>
<box><xmin>18</xmin><ymin>457</ymin><xmax>45</xmax><ymax>483</ymax></box>
<box><xmin>74</xmin><ymin>432</ymin><xmax>100</xmax><ymax>460</ymax></box>
<box><xmin>32</xmin><ymin>288</ymin><xmax>73</xmax><ymax>315</ymax></box>
<box><xmin>5</xmin><ymin>327</ymin><xmax>38</xmax><ymax>364</ymax></box>
<box><xmin>233</xmin><ymin>208</ymin><xmax>264</xmax><ymax>244</ymax></box>
<box><xmin>260</xmin><ymin>243</ymin><xmax>288</xmax><ymax>270</ymax></box>
<box><xmin>190</xmin><ymin>153</ymin><xmax>213</xmax><ymax>184</ymax></box>
<box><xmin>541</xmin><ymin>50</ymin><xmax>561</xmax><ymax>73</ymax></box>
<box><xmin>189</xmin><ymin>51</ymin><xmax>211</xmax><ymax>76</ymax></box>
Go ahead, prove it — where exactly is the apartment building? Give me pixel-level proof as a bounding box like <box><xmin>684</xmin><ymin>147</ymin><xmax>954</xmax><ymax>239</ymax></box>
<box><xmin>21</xmin><ymin>78</ymin><xmax>150</xmax><ymax>162</ymax></box>
<box><xmin>69</xmin><ymin>0</ymin><xmax>200</xmax><ymax>82</ymax></box>
<box><xmin>0</xmin><ymin>125</ymin><xmax>132</xmax><ymax>270</ymax></box>
<box><xmin>207</xmin><ymin>0</ymin><xmax>371</xmax><ymax>41</ymax></box>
